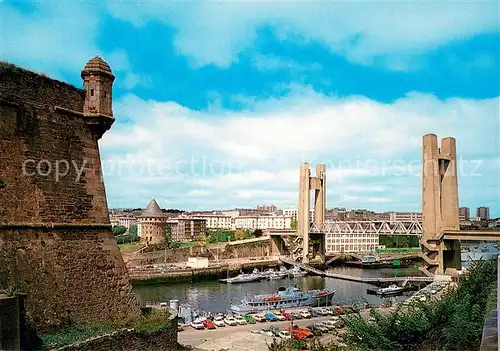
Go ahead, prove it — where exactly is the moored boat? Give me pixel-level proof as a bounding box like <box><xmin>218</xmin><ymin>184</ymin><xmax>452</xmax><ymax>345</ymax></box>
<box><xmin>289</xmin><ymin>267</ymin><xmax>307</xmax><ymax>278</ymax></box>
<box><xmin>231</xmin><ymin>285</ymin><xmax>335</xmax><ymax>314</ymax></box>
<box><xmin>376</xmin><ymin>284</ymin><xmax>404</xmax><ymax>295</ymax></box>
<box><xmin>219</xmin><ymin>271</ymin><xmax>262</xmax><ymax>284</ymax></box>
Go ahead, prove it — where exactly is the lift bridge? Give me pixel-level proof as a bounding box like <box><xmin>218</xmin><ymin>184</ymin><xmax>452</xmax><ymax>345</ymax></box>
<box><xmin>293</xmin><ymin>134</ymin><xmax>500</xmax><ymax>277</ymax></box>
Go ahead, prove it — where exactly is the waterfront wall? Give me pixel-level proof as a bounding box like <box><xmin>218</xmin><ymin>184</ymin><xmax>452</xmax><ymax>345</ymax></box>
<box><xmin>124</xmin><ymin>240</ymin><xmax>272</xmax><ymax>267</ymax></box>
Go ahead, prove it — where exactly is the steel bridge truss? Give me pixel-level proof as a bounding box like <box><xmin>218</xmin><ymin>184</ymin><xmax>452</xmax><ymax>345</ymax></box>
<box><xmin>309</xmin><ymin>220</ymin><xmax>423</xmax><ymax>236</ymax></box>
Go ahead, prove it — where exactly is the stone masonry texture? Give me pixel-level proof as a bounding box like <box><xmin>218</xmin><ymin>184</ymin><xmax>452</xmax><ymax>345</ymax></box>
<box><xmin>0</xmin><ymin>61</ymin><xmax>140</xmax><ymax>331</ymax></box>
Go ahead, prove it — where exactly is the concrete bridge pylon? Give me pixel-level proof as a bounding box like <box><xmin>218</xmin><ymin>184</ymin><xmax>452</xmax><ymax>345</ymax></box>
<box><xmin>421</xmin><ymin>134</ymin><xmax>461</xmax><ymax>276</ymax></box>
<box><xmin>298</xmin><ymin>162</ymin><xmax>326</xmax><ymax>263</ymax></box>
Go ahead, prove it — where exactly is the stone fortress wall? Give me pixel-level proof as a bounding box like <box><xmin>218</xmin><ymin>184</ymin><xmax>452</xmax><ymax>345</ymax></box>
<box><xmin>0</xmin><ymin>60</ymin><xmax>140</xmax><ymax>331</ymax></box>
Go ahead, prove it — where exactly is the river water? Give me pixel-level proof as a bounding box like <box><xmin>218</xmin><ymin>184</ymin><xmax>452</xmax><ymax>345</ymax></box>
<box><xmin>133</xmin><ymin>265</ymin><xmax>421</xmax><ymax>313</ymax></box>
<box><xmin>134</xmin><ymin>244</ymin><xmax>500</xmax><ymax>312</ymax></box>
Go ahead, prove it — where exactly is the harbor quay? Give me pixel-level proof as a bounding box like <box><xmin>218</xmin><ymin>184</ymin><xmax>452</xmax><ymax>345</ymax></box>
<box><xmin>128</xmin><ymin>257</ymin><xmax>283</xmax><ymax>285</ymax></box>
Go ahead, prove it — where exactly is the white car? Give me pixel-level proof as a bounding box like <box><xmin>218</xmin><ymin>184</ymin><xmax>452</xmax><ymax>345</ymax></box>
<box><xmin>322</xmin><ymin>320</ymin><xmax>337</xmax><ymax>330</ymax></box>
<box><xmin>279</xmin><ymin>330</ymin><xmax>292</xmax><ymax>339</ymax></box>
<box><xmin>214</xmin><ymin>316</ymin><xmax>226</xmax><ymax>327</ymax></box>
<box><xmin>224</xmin><ymin>316</ymin><xmax>238</xmax><ymax>326</ymax></box>
<box><xmin>273</xmin><ymin>311</ymin><xmax>286</xmax><ymax>321</ymax></box>
<box><xmin>331</xmin><ymin>316</ymin><xmax>340</xmax><ymax>321</ymax></box>
<box><xmin>318</xmin><ymin>308</ymin><xmax>331</xmax><ymax>316</ymax></box>
<box><xmin>234</xmin><ymin>315</ymin><xmax>248</xmax><ymax>325</ymax></box>
<box><xmin>190</xmin><ymin>321</ymin><xmax>205</xmax><ymax>330</ymax></box>
<box><xmin>300</xmin><ymin>310</ymin><xmax>312</xmax><ymax>319</ymax></box>
<box><xmin>253</xmin><ymin>314</ymin><xmax>267</xmax><ymax>323</ymax></box>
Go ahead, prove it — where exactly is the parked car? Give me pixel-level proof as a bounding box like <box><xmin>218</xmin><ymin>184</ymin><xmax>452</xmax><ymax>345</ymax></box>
<box><xmin>316</xmin><ymin>308</ymin><xmax>329</xmax><ymax>316</ymax></box>
<box><xmin>273</xmin><ymin>311</ymin><xmax>286</xmax><ymax>321</ymax></box>
<box><xmin>253</xmin><ymin>314</ymin><xmax>267</xmax><ymax>323</ymax></box>
<box><xmin>320</xmin><ymin>320</ymin><xmax>336</xmax><ymax>330</ymax></box>
<box><xmin>234</xmin><ymin>315</ymin><xmax>248</xmax><ymax>325</ymax></box>
<box><xmin>203</xmin><ymin>320</ymin><xmax>216</xmax><ymax>329</ymax></box>
<box><xmin>308</xmin><ymin>308</ymin><xmax>320</xmax><ymax>317</ymax></box>
<box><xmin>279</xmin><ymin>330</ymin><xmax>292</xmax><ymax>339</ymax></box>
<box><xmin>244</xmin><ymin>315</ymin><xmax>256</xmax><ymax>324</ymax></box>
<box><xmin>213</xmin><ymin>316</ymin><xmax>226</xmax><ymax>327</ymax></box>
<box><xmin>264</xmin><ymin>311</ymin><xmax>278</xmax><ymax>321</ymax></box>
<box><xmin>300</xmin><ymin>310</ymin><xmax>312</xmax><ymax>319</ymax></box>
<box><xmin>306</xmin><ymin>324</ymin><xmax>323</xmax><ymax>336</ymax></box>
<box><xmin>190</xmin><ymin>320</ymin><xmax>205</xmax><ymax>330</ymax></box>
<box><xmin>283</xmin><ymin>312</ymin><xmax>293</xmax><ymax>320</ymax></box>
<box><xmin>287</xmin><ymin>329</ymin><xmax>307</xmax><ymax>340</ymax></box>
<box><xmin>313</xmin><ymin>323</ymin><xmax>330</xmax><ymax>333</ymax></box>
<box><xmin>290</xmin><ymin>311</ymin><xmax>302</xmax><ymax>319</ymax></box>
<box><xmin>224</xmin><ymin>316</ymin><xmax>238</xmax><ymax>326</ymax></box>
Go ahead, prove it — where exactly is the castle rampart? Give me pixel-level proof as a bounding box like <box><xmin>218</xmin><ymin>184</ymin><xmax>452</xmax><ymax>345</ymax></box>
<box><xmin>0</xmin><ymin>59</ymin><xmax>140</xmax><ymax>331</ymax></box>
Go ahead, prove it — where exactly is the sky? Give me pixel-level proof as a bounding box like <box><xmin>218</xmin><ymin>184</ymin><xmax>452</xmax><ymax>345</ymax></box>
<box><xmin>1</xmin><ymin>0</ymin><xmax>499</xmax><ymax>216</ymax></box>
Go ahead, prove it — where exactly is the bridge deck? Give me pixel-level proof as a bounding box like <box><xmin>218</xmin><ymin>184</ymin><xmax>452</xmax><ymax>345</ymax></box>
<box><xmin>280</xmin><ymin>257</ymin><xmax>433</xmax><ymax>284</ymax></box>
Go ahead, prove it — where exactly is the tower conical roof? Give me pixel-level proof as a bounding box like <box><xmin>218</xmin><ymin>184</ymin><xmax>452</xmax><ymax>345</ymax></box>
<box><xmin>81</xmin><ymin>56</ymin><xmax>114</xmax><ymax>78</ymax></box>
<box><xmin>140</xmin><ymin>199</ymin><xmax>166</xmax><ymax>218</ymax></box>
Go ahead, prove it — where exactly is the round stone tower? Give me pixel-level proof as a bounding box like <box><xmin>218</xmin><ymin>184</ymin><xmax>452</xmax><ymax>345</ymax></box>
<box><xmin>138</xmin><ymin>199</ymin><xmax>167</xmax><ymax>245</ymax></box>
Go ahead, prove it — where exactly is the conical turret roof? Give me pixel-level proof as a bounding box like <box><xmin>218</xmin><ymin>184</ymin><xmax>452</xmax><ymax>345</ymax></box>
<box><xmin>140</xmin><ymin>199</ymin><xmax>166</xmax><ymax>218</ymax></box>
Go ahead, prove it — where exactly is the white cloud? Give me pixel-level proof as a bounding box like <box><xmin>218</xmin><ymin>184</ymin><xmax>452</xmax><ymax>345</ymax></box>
<box><xmin>106</xmin><ymin>1</ymin><xmax>499</xmax><ymax>69</ymax></box>
<box><xmin>100</xmin><ymin>87</ymin><xmax>500</xmax><ymax>213</ymax></box>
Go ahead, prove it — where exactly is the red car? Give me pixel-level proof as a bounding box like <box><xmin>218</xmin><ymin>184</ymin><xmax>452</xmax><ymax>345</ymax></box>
<box><xmin>283</xmin><ymin>312</ymin><xmax>293</xmax><ymax>320</ymax></box>
<box><xmin>286</xmin><ymin>326</ymin><xmax>313</xmax><ymax>338</ymax></box>
<box><xmin>203</xmin><ymin>320</ymin><xmax>216</xmax><ymax>329</ymax></box>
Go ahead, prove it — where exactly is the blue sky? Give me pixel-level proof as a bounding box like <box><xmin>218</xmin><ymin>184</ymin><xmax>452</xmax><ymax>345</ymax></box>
<box><xmin>2</xmin><ymin>1</ymin><xmax>499</xmax><ymax>216</ymax></box>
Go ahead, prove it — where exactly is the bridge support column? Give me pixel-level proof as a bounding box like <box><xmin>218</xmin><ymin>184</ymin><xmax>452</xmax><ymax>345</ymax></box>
<box><xmin>421</xmin><ymin>134</ymin><xmax>460</xmax><ymax>276</ymax></box>
<box><xmin>298</xmin><ymin>162</ymin><xmax>326</xmax><ymax>264</ymax></box>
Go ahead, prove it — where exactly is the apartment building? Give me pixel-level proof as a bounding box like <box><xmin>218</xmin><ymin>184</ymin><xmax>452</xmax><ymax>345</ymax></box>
<box><xmin>477</xmin><ymin>207</ymin><xmax>490</xmax><ymax>221</ymax></box>
<box><xmin>459</xmin><ymin>207</ymin><xmax>470</xmax><ymax>222</ymax></box>
<box><xmin>282</xmin><ymin>207</ymin><xmax>314</xmax><ymax>221</ymax></box>
<box><xmin>194</xmin><ymin>214</ymin><xmax>234</xmax><ymax>230</ymax></box>
<box><xmin>375</xmin><ymin>212</ymin><xmax>422</xmax><ymax>221</ymax></box>
<box><xmin>234</xmin><ymin>215</ymin><xmax>292</xmax><ymax>230</ymax></box>
<box><xmin>325</xmin><ymin>233</ymin><xmax>379</xmax><ymax>254</ymax></box>
<box><xmin>166</xmin><ymin>217</ymin><xmax>207</xmax><ymax>242</ymax></box>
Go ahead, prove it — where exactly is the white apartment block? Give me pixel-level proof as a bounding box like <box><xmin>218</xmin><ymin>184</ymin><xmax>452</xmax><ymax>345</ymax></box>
<box><xmin>375</xmin><ymin>212</ymin><xmax>422</xmax><ymax>222</ymax></box>
<box><xmin>282</xmin><ymin>207</ymin><xmax>314</xmax><ymax>221</ymax></box>
<box><xmin>194</xmin><ymin>215</ymin><xmax>234</xmax><ymax>230</ymax></box>
<box><xmin>326</xmin><ymin>233</ymin><xmax>379</xmax><ymax>254</ymax></box>
<box><xmin>234</xmin><ymin>215</ymin><xmax>292</xmax><ymax>230</ymax></box>
<box><xmin>118</xmin><ymin>215</ymin><xmax>137</xmax><ymax>229</ymax></box>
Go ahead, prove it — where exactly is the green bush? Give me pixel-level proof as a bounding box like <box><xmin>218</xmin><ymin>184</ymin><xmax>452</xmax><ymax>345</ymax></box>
<box><xmin>343</xmin><ymin>259</ymin><xmax>497</xmax><ymax>351</ymax></box>
<box><xmin>41</xmin><ymin>309</ymin><xmax>171</xmax><ymax>349</ymax></box>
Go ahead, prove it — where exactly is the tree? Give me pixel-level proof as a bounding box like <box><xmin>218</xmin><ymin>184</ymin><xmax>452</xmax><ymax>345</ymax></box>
<box><xmin>234</xmin><ymin>230</ymin><xmax>246</xmax><ymax>240</ymax></box>
<box><xmin>128</xmin><ymin>224</ymin><xmax>138</xmax><ymax>236</ymax></box>
<box><xmin>290</xmin><ymin>219</ymin><xmax>298</xmax><ymax>230</ymax></box>
<box><xmin>112</xmin><ymin>225</ymin><xmax>127</xmax><ymax>236</ymax></box>
<box><xmin>165</xmin><ymin>227</ymin><xmax>172</xmax><ymax>243</ymax></box>
<box><xmin>253</xmin><ymin>229</ymin><xmax>263</xmax><ymax>237</ymax></box>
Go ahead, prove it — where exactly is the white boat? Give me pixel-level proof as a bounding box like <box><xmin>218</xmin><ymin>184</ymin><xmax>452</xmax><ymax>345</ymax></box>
<box><xmin>267</xmin><ymin>272</ymin><xmax>284</xmax><ymax>280</ymax></box>
<box><xmin>231</xmin><ymin>285</ymin><xmax>335</xmax><ymax>314</ymax></box>
<box><xmin>289</xmin><ymin>267</ymin><xmax>307</xmax><ymax>278</ymax></box>
<box><xmin>376</xmin><ymin>284</ymin><xmax>404</xmax><ymax>295</ymax></box>
<box><xmin>219</xmin><ymin>271</ymin><xmax>262</xmax><ymax>284</ymax></box>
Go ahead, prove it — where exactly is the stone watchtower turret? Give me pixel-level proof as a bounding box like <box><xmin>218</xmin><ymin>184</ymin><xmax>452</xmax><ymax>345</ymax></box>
<box><xmin>81</xmin><ymin>56</ymin><xmax>115</xmax><ymax>138</ymax></box>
